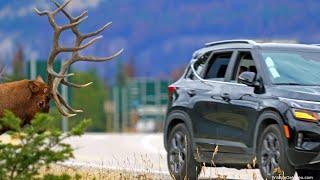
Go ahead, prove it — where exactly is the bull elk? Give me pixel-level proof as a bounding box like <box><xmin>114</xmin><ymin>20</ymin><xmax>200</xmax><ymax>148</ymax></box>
<box><xmin>0</xmin><ymin>0</ymin><xmax>123</xmax><ymax>133</ymax></box>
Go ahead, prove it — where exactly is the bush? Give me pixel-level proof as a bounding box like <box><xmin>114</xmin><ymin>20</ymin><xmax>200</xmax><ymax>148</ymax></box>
<box><xmin>0</xmin><ymin>110</ymin><xmax>91</xmax><ymax>179</ymax></box>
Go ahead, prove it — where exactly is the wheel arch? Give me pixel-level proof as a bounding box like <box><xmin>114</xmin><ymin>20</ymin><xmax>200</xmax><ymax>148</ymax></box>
<box><xmin>253</xmin><ymin>108</ymin><xmax>286</xmax><ymax>153</ymax></box>
<box><xmin>164</xmin><ymin>109</ymin><xmax>195</xmax><ymax>151</ymax></box>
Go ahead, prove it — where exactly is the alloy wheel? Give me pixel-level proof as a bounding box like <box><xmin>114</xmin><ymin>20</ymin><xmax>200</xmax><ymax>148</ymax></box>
<box><xmin>260</xmin><ymin>133</ymin><xmax>281</xmax><ymax>176</ymax></box>
<box><xmin>168</xmin><ymin>131</ymin><xmax>187</xmax><ymax>174</ymax></box>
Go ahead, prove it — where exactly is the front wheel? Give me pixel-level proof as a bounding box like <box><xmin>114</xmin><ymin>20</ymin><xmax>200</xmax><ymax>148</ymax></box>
<box><xmin>167</xmin><ymin>123</ymin><xmax>201</xmax><ymax>179</ymax></box>
<box><xmin>257</xmin><ymin>124</ymin><xmax>295</xmax><ymax>179</ymax></box>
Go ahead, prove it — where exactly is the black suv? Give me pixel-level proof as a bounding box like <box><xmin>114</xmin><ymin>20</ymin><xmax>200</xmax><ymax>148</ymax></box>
<box><xmin>164</xmin><ymin>40</ymin><xmax>320</xmax><ymax>179</ymax></box>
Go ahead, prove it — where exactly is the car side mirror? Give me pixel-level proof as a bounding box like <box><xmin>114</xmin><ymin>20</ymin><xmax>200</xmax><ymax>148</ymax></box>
<box><xmin>238</xmin><ymin>71</ymin><xmax>258</xmax><ymax>87</ymax></box>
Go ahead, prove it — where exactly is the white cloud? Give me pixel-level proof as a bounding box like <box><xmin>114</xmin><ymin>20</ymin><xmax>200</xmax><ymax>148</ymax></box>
<box><xmin>65</xmin><ymin>0</ymin><xmax>101</xmax><ymax>12</ymax></box>
<box><xmin>0</xmin><ymin>4</ymin><xmax>34</xmax><ymax>20</ymax></box>
<box><xmin>38</xmin><ymin>0</ymin><xmax>103</xmax><ymax>14</ymax></box>
<box><xmin>17</xmin><ymin>6</ymin><xmax>33</xmax><ymax>17</ymax></box>
<box><xmin>0</xmin><ymin>33</ymin><xmax>39</xmax><ymax>63</ymax></box>
<box><xmin>0</xmin><ymin>5</ymin><xmax>12</xmax><ymax>20</ymax></box>
<box><xmin>0</xmin><ymin>36</ymin><xmax>15</xmax><ymax>61</ymax></box>
<box><xmin>0</xmin><ymin>0</ymin><xmax>102</xmax><ymax>20</ymax></box>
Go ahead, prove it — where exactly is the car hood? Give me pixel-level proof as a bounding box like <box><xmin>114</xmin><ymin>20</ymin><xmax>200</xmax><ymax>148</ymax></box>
<box><xmin>270</xmin><ymin>85</ymin><xmax>320</xmax><ymax>102</ymax></box>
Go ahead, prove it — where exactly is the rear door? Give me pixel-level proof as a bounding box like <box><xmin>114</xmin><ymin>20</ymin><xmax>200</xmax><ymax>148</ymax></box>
<box><xmin>191</xmin><ymin>50</ymin><xmax>236</xmax><ymax>151</ymax></box>
<box><xmin>184</xmin><ymin>51</ymin><xmax>218</xmax><ymax>140</ymax></box>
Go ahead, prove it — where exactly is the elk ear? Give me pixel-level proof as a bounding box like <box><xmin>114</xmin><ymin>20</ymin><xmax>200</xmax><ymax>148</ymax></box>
<box><xmin>35</xmin><ymin>75</ymin><xmax>44</xmax><ymax>83</ymax></box>
<box><xmin>28</xmin><ymin>81</ymin><xmax>40</xmax><ymax>93</ymax></box>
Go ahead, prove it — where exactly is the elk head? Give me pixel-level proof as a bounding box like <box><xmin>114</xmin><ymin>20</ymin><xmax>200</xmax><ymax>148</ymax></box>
<box><xmin>28</xmin><ymin>76</ymin><xmax>51</xmax><ymax>114</ymax></box>
<box><xmin>0</xmin><ymin>76</ymin><xmax>50</xmax><ymax>127</ymax></box>
<box><xmin>34</xmin><ymin>0</ymin><xmax>123</xmax><ymax>117</ymax></box>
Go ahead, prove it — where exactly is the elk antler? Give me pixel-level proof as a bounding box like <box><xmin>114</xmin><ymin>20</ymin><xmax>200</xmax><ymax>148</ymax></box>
<box><xmin>34</xmin><ymin>0</ymin><xmax>123</xmax><ymax>117</ymax></box>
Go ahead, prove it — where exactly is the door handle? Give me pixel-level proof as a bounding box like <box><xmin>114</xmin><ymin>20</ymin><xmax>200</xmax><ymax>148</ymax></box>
<box><xmin>187</xmin><ymin>89</ymin><xmax>196</xmax><ymax>96</ymax></box>
<box><xmin>221</xmin><ymin>93</ymin><xmax>231</xmax><ymax>102</ymax></box>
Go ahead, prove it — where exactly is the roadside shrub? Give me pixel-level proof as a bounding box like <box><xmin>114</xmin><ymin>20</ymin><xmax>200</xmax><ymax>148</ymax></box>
<box><xmin>0</xmin><ymin>110</ymin><xmax>91</xmax><ymax>179</ymax></box>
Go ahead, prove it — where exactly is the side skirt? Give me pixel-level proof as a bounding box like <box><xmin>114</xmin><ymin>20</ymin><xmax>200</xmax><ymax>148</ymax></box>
<box><xmin>193</xmin><ymin>138</ymin><xmax>255</xmax><ymax>168</ymax></box>
<box><xmin>194</xmin><ymin>151</ymin><xmax>255</xmax><ymax>168</ymax></box>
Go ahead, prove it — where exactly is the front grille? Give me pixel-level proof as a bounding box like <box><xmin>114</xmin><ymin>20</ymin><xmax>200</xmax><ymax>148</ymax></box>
<box><xmin>296</xmin><ymin>131</ymin><xmax>320</xmax><ymax>151</ymax></box>
<box><xmin>303</xmin><ymin>131</ymin><xmax>320</xmax><ymax>143</ymax></box>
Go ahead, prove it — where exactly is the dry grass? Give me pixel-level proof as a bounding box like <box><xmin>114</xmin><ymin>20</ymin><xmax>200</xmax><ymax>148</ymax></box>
<box><xmin>2</xmin><ymin>134</ymin><xmax>263</xmax><ymax>179</ymax></box>
<box><xmin>41</xmin><ymin>165</ymin><xmax>157</xmax><ymax>180</ymax></box>
<box><xmin>40</xmin><ymin>152</ymin><xmax>262</xmax><ymax>180</ymax></box>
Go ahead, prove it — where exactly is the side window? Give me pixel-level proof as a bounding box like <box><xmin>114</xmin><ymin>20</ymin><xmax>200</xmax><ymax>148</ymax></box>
<box><xmin>231</xmin><ymin>51</ymin><xmax>257</xmax><ymax>82</ymax></box>
<box><xmin>203</xmin><ymin>52</ymin><xmax>233</xmax><ymax>80</ymax></box>
<box><xmin>186</xmin><ymin>51</ymin><xmax>212</xmax><ymax>80</ymax></box>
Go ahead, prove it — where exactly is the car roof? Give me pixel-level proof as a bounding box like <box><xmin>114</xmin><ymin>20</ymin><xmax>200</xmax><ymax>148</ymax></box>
<box><xmin>192</xmin><ymin>39</ymin><xmax>320</xmax><ymax>59</ymax></box>
<box><xmin>257</xmin><ymin>43</ymin><xmax>320</xmax><ymax>51</ymax></box>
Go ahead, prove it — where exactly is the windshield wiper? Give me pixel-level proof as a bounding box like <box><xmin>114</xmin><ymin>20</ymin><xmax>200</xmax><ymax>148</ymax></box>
<box><xmin>274</xmin><ymin>83</ymin><xmax>319</xmax><ymax>86</ymax></box>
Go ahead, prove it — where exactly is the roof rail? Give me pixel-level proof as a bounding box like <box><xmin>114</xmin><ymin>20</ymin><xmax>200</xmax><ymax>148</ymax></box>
<box><xmin>205</xmin><ymin>39</ymin><xmax>256</xmax><ymax>47</ymax></box>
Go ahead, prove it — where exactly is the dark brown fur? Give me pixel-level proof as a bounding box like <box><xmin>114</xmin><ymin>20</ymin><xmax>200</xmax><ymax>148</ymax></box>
<box><xmin>0</xmin><ymin>77</ymin><xmax>50</xmax><ymax>133</ymax></box>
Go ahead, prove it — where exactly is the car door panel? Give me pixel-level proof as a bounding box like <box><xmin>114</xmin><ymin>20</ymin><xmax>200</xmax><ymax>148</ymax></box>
<box><xmin>191</xmin><ymin>82</ymin><xmax>222</xmax><ymax>141</ymax></box>
<box><xmin>191</xmin><ymin>51</ymin><xmax>237</xmax><ymax>151</ymax></box>
<box><xmin>213</xmin><ymin>50</ymin><xmax>262</xmax><ymax>153</ymax></box>
<box><xmin>216</xmin><ymin>84</ymin><xmax>261</xmax><ymax>151</ymax></box>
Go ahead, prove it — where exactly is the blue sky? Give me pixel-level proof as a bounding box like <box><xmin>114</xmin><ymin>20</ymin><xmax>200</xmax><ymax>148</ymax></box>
<box><xmin>1</xmin><ymin>0</ymin><xmax>320</xmax><ymax>80</ymax></box>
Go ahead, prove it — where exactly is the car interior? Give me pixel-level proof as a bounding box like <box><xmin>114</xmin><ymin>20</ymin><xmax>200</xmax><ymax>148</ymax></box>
<box><xmin>187</xmin><ymin>51</ymin><xmax>257</xmax><ymax>83</ymax></box>
<box><xmin>204</xmin><ymin>52</ymin><xmax>232</xmax><ymax>81</ymax></box>
<box><xmin>233</xmin><ymin>52</ymin><xmax>257</xmax><ymax>83</ymax></box>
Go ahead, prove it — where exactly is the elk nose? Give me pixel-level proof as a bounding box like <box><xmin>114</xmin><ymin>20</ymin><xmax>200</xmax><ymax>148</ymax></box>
<box><xmin>38</xmin><ymin>101</ymin><xmax>45</xmax><ymax>108</ymax></box>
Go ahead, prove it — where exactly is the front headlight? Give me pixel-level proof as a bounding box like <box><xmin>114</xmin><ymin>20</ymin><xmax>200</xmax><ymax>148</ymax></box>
<box><xmin>279</xmin><ymin>97</ymin><xmax>320</xmax><ymax>122</ymax></box>
<box><xmin>292</xmin><ymin>109</ymin><xmax>320</xmax><ymax>122</ymax></box>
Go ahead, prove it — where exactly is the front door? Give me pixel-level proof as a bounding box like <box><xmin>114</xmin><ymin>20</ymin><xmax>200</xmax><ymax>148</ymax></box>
<box><xmin>215</xmin><ymin>51</ymin><xmax>262</xmax><ymax>153</ymax></box>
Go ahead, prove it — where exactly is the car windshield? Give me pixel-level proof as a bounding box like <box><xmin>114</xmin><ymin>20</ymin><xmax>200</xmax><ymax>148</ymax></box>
<box><xmin>260</xmin><ymin>50</ymin><xmax>320</xmax><ymax>86</ymax></box>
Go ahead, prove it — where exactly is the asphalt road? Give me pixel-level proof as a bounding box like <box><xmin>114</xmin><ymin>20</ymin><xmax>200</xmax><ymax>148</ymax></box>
<box><xmin>63</xmin><ymin>133</ymin><xmax>268</xmax><ymax>180</ymax></box>
<box><xmin>1</xmin><ymin>133</ymin><xmax>301</xmax><ymax>179</ymax></box>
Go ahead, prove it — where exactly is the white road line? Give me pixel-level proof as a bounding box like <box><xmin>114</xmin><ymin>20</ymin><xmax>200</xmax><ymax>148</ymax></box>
<box><xmin>141</xmin><ymin>134</ymin><xmax>166</xmax><ymax>155</ymax></box>
<box><xmin>61</xmin><ymin>161</ymin><xmax>169</xmax><ymax>175</ymax></box>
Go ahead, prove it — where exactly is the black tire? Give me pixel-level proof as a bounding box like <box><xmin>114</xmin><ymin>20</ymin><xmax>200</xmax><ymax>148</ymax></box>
<box><xmin>257</xmin><ymin>124</ymin><xmax>295</xmax><ymax>179</ymax></box>
<box><xmin>297</xmin><ymin>169</ymin><xmax>320</xmax><ymax>180</ymax></box>
<box><xmin>167</xmin><ymin>123</ymin><xmax>201</xmax><ymax>180</ymax></box>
